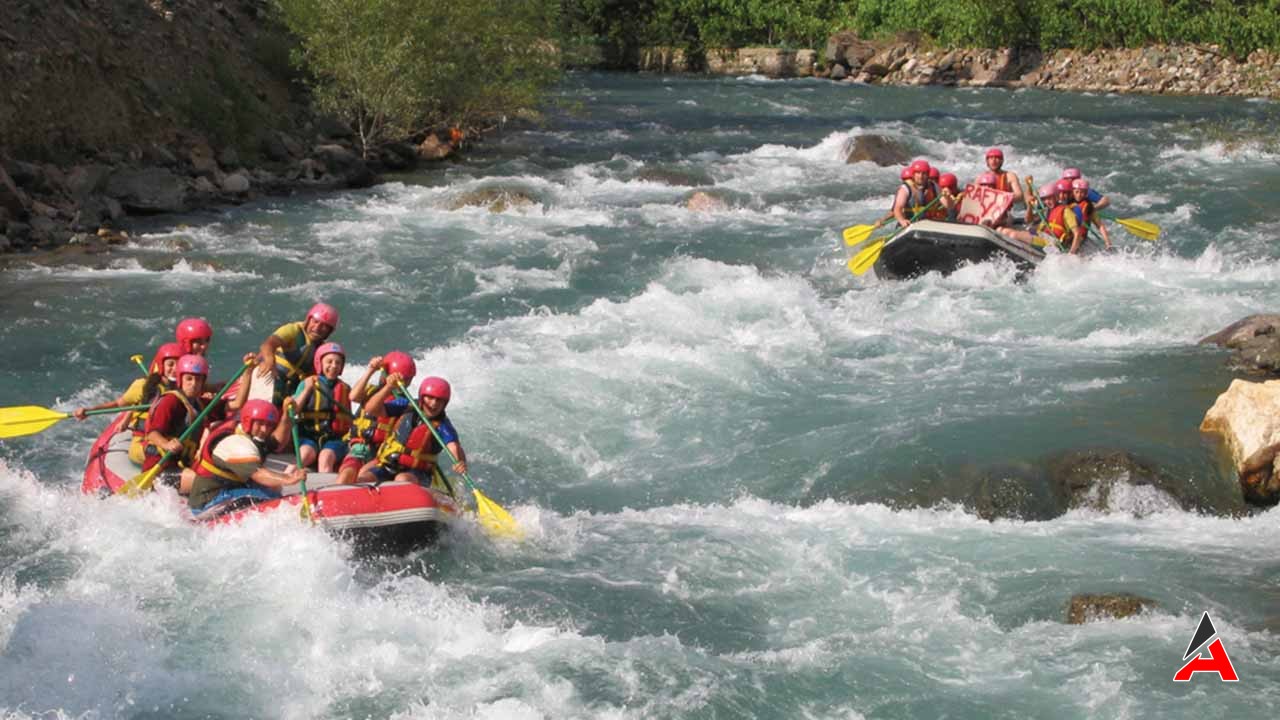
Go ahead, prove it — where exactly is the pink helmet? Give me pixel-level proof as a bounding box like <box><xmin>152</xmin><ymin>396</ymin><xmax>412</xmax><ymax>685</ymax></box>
<box><xmin>175</xmin><ymin>317</ymin><xmax>213</xmax><ymax>352</ymax></box>
<box><xmin>151</xmin><ymin>342</ymin><xmax>184</xmax><ymax>376</ymax></box>
<box><xmin>419</xmin><ymin>376</ymin><xmax>452</xmax><ymax>404</ymax></box>
<box><xmin>306</xmin><ymin>302</ymin><xmax>340</xmax><ymax>329</ymax></box>
<box><xmin>176</xmin><ymin>354</ymin><xmax>208</xmax><ymax>378</ymax></box>
<box><xmin>928</xmin><ymin>166</ymin><xmax>940</xmax><ymax>181</ymax></box>
<box><xmin>938</xmin><ymin>173</ymin><xmax>958</xmax><ymax>190</ymax></box>
<box><xmin>1055</xmin><ymin>179</ymin><xmax>1073</xmax><ymax>194</ymax></box>
<box><xmin>977</xmin><ymin>172</ymin><xmax>998</xmax><ymax>187</ymax></box>
<box><xmin>1062</xmin><ymin>167</ymin><xmax>1082</xmax><ymax>180</ymax></box>
<box><xmin>239</xmin><ymin>399</ymin><xmax>280</xmax><ymax>434</ymax></box>
<box><xmin>313</xmin><ymin>342</ymin><xmax>345</xmax><ymax>372</ymax></box>
<box><xmin>909</xmin><ymin>159</ymin><xmax>931</xmax><ymax>175</ymax></box>
<box><xmin>382</xmin><ymin>351</ymin><xmax>417</xmax><ymax>385</ymax></box>
<box><xmin>1038</xmin><ymin>182</ymin><xmax>1057</xmax><ymax>199</ymax></box>
<box><xmin>900</xmin><ymin>167</ymin><xmax>911</xmax><ymax>181</ymax></box>
<box><xmin>986</xmin><ymin>148</ymin><xmax>1004</xmax><ymax>161</ymax></box>
<box><xmin>1071</xmin><ymin>178</ymin><xmax>1090</xmax><ymax>191</ymax></box>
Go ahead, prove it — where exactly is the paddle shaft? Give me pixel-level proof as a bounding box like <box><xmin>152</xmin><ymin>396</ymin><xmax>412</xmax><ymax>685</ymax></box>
<box><xmin>286</xmin><ymin>407</ymin><xmax>314</xmax><ymax>520</ymax></box>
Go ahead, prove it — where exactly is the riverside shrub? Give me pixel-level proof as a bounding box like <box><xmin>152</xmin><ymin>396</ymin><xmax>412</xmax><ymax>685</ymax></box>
<box><xmin>275</xmin><ymin>0</ymin><xmax>561</xmax><ymax>156</ymax></box>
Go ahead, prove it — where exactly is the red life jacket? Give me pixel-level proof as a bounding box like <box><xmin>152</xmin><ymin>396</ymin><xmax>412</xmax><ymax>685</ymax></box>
<box><xmin>995</xmin><ymin>172</ymin><xmax>1014</xmax><ymax>193</ymax></box>
<box><xmin>1045</xmin><ymin>204</ymin><xmax>1073</xmax><ymax>241</ymax></box>
<box><xmin>905</xmin><ymin>180</ymin><xmax>938</xmax><ymax>218</ymax></box>
<box><xmin>376</xmin><ymin>413</ymin><xmax>446</xmax><ymax>471</ymax></box>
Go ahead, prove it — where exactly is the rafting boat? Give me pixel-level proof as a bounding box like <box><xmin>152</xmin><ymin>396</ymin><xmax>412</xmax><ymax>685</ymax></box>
<box><xmin>82</xmin><ymin>412</ymin><xmax>462</xmax><ymax>555</ymax></box>
<box><xmin>873</xmin><ymin>219</ymin><xmax>1046</xmax><ymax>281</ymax></box>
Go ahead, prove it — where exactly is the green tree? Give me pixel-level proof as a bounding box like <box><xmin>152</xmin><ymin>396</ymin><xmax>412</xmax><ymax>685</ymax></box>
<box><xmin>275</xmin><ymin>0</ymin><xmax>561</xmax><ymax>157</ymax></box>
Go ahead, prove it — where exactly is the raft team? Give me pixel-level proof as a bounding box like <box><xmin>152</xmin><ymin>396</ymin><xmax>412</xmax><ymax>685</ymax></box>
<box><xmin>73</xmin><ymin>305</ymin><xmax>467</xmax><ymax>515</ymax></box>
<box><xmin>892</xmin><ymin>148</ymin><xmax>1111</xmax><ymax>254</ymax></box>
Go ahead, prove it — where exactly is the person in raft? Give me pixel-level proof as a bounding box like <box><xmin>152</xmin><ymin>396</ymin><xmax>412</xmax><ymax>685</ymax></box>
<box><xmin>142</xmin><ymin>354</ymin><xmax>233</xmax><ymax>491</ymax></box>
<box><xmin>74</xmin><ymin>342</ymin><xmax>184</xmax><ymax>464</ymax></box>
<box><xmin>353</xmin><ymin>376</ymin><xmax>466</xmax><ymax>489</ymax></box>
<box><xmin>999</xmin><ymin>182</ymin><xmax>1066</xmax><ymax>249</ymax></box>
<box><xmin>892</xmin><ymin>159</ymin><xmax>939</xmax><ymax>228</ymax></box>
<box><xmin>971</xmin><ymin>172</ymin><xmax>1013</xmax><ymax>228</ymax></box>
<box><xmin>175</xmin><ymin>317</ymin><xmax>213</xmax><ymax>356</ymax></box>
<box><xmin>983</xmin><ymin>147</ymin><xmax>1032</xmax><ymax>224</ymax></box>
<box><xmin>1061</xmin><ymin>167</ymin><xmax>1110</xmax><ymax>212</ymax></box>
<box><xmin>937</xmin><ymin>173</ymin><xmax>961</xmax><ymax>221</ymax></box>
<box><xmin>254</xmin><ymin>302</ymin><xmax>340</xmax><ymax>406</ymax></box>
<box><xmin>187</xmin><ymin>399</ymin><xmax>306</xmax><ymax>515</ymax></box>
<box><xmin>335</xmin><ymin>351</ymin><xmax>418</xmax><ymax>485</ymax></box>
<box><xmin>1067</xmin><ymin>178</ymin><xmax>1112</xmax><ymax>253</ymax></box>
<box><xmin>292</xmin><ymin>341</ymin><xmax>353</xmax><ymax>472</ymax></box>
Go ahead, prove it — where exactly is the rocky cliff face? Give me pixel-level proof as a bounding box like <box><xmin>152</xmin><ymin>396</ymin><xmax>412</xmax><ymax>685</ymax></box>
<box><xmin>0</xmin><ymin>0</ymin><xmax>456</xmax><ymax>257</ymax></box>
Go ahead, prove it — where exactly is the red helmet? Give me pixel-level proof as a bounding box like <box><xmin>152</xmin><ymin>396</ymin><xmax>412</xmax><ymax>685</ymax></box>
<box><xmin>928</xmin><ymin>167</ymin><xmax>940</xmax><ymax>181</ymax></box>
<box><xmin>239</xmin><ymin>399</ymin><xmax>280</xmax><ymax>434</ymax></box>
<box><xmin>938</xmin><ymin>173</ymin><xmax>958</xmax><ymax>191</ymax></box>
<box><xmin>977</xmin><ymin>172</ymin><xmax>998</xmax><ymax>187</ymax></box>
<box><xmin>899</xmin><ymin>167</ymin><xmax>911</xmax><ymax>181</ymax></box>
<box><xmin>1055</xmin><ymin>179</ymin><xmax>1073</xmax><ymax>194</ymax></box>
<box><xmin>382</xmin><ymin>351</ymin><xmax>417</xmax><ymax>385</ymax></box>
<box><xmin>419</xmin><ymin>376</ymin><xmax>452</xmax><ymax>404</ymax></box>
<box><xmin>306</xmin><ymin>302</ymin><xmax>340</xmax><ymax>329</ymax></box>
<box><xmin>175</xmin><ymin>317</ymin><xmax>213</xmax><ymax>351</ymax></box>
<box><xmin>1062</xmin><ymin>167</ymin><xmax>1082</xmax><ymax>180</ymax></box>
<box><xmin>909</xmin><ymin>159</ymin><xmax>930</xmax><ymax>175</ymax></box>
<box><xmin>176</xmin><ymin>354</ymin><xmax>208</xmax><ymax>378</ymax></box>
<box><xmin>313</xmin><ymin>342</ymin><xmax>345</xmax><ymax>372</ymax></box>
<box><xmin>1071</xmin><ymin>178</ymin><xmax>1090</xmax><ymax>191</ymax></box>
<box><xmin>151</xmin><ymin>342</ymin><xmax>184</xmax><ymax>377</ymax></box>
<box><xmin>986</xmin><ymin>148</ymin><xmax>1004</xmax><ymax>161</ymax></box>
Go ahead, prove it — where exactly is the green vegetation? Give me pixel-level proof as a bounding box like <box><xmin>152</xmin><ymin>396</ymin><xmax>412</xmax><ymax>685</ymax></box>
<box><xmin>274</xmin><ymin>0</ymin><xmax>562</xmax><ymax>156</ymax></box>
<box><xmin>561</xmin><ymin>0</ymin><xmax>1280</xmax><ymax>63</ymax></box>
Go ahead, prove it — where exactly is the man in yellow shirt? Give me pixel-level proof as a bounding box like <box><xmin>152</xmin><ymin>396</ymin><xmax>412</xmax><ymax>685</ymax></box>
<box><xmin>253</xmin><ymin>302</ymin><xmax>340</xmax><ymax>406</ymax></box>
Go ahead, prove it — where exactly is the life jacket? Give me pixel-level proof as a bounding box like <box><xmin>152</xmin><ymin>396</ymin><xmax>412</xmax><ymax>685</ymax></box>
<box><xmin>128</xmin><ymin>376</ymin><xmax>172</xmax><ymax>437</ymax></box>
<box><xmin>345</xmin><ymin>379</ymin><xmax>399</xmax><ymax>448</ymax></box>
<box><xmin>1070</xmin><ymin>201</ymin><xmax>1095</xmax><ymax>229</ymax></box>
<box><xmin>374</xmin><ymin>412</ymin><xmax>445</xmax><ymax>472</ymax></box>
<box><xmin>994</xmin><ymin>171</ymin><xmax>1014</xmax><ymax>193</ymax></box>
<box><xmin>194</xmin><ymin>419</ymin><xmax>260</xmax><ymax>484</ymax></box>
<box><xmin>905</xmin><ymin>180</ymin><xmax>939</xmax><ymax>218</ymax></box>
<box><xmin>144</xmin><ymin>390</ymin><xmax>203</xmax><ymax>466</ymax></box>
<box><xmin>1043</xmin><ymin>204</ymin><xmax>1073</xmax><ymax>242</ymax></box>
<box><xmin>273</xmin><ymin>321</ymin><xmax>318</xmax><ymax>384</ymax></box>
<box><xmin>297</xmin><ymin>378</ymin><xmax>353</xmax><ymax>439</ymax></box>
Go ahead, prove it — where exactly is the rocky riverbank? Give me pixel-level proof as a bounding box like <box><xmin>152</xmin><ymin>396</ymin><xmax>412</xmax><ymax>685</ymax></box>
<box><xmin>639</xmin><ymin>32</ymin><xmax>1280</xmax><ymax>98</ymax></box>
<box><xmin>0</xmin><ymin>0</ymin><xmax>461</xmax><ymax>261</ymax></box>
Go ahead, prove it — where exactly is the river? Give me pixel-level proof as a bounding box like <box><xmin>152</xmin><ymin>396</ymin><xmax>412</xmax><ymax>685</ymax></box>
<box><xmin>1</xmin><ymin>71</ymin><xmax>1278</xmax><ymax>718</ymax></box>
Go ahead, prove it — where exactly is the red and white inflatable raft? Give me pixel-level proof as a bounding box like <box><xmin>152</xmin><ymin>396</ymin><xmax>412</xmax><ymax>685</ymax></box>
<box><xmin>82</xmin><ymin>412</ymin><xmax>461</xmax><ymax>555</ymax></box>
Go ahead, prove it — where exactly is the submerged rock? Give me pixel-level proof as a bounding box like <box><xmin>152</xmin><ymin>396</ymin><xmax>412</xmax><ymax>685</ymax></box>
<box><xmin>1201</xmin><ymin>378</ymin><xmax>1280</xmax><ymax>506</ymax></box>
<box><xmin>448</xmin><ymin>187</ymin><xmax>538</xmax><ymax>212</ymax></box>
<box><xmin>1066</xmin><ymin>593</ymin><xmax>1157</xmax><ymax>624</ymax></box>
<box><xmin>1046</xmin><ymin>450</ymin><xmax>1189</xmax><ymax>515</ymax></box>
<box><xmin>636</xmin><ymin>166</ymin><xmax>714</xmax><ymax>187</ymax></box>
<box><xmin>684</xmin><ymin>190</ymin><xmax>730</xmax><ymax>213</ymax></box>
<box><xmin>844</xmin><ymin>134</ymin><xmax>912</xmax><ymax>166</ymax></box>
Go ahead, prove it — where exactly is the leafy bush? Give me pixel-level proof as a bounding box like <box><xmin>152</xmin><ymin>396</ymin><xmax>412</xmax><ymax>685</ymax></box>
<box><xmin>274</xmin><ymin>0</ymin><xmax>561</xmax><ymax>156</ymax></box>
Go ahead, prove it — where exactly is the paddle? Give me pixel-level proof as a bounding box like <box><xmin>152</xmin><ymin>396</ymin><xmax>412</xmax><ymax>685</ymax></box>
<box><xmin>0</xmin><ymin>404</ymin><xmax>150</xmax><ymax>439</ymax></box>
<box><xmin>1103</xmin><ymin>214</ymin><xmax>1160</xmax><ymax>241</ymax></box>
<box><xmin>285</xmin><ymin>407</ymin><xmax>315</xmax><ymax>522</ymax></box>
<box><xmin>842</xmin><ymin>212</ymin><xmax>894</xmax><ymax>247</ymax></box>
<box><xmin>393</xmin><ymin>380</ymin><xmax>522</xmax><ymax>539</ymax></box>
<box><xmin>846</xmin><ymin>196</ymin><xmax>942</xmax><ymax>277</ymax></box>
<box><xmin>131</xmin><ymin>354</ymin><xmax>148</xmax><ymax>377</ymax></box>
<box><xmin>1024</xmin><ymin>176</ymin><xmax>1062</xmax><ymax>250</ymax></box>
<box><xmin>119</xmin><ymin>359</ymin><xmax>254</xmax><ymax>497</ymax></box>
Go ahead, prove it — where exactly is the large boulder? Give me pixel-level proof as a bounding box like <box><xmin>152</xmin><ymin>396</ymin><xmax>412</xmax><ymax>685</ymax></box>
<box><xmin>311</xmin><ymin>144</ymin><xmax>375</xmax><ymax>188</ymax></box>
<box><xmin>448</xmin><ymin>187</ymin><xmax>538</xmax><ymax>213</ymax></box>
<box><xmin>0</xmin><ymin>164</ymin><xmax>30</xmax><ymax>218</ymax></box>
<box><xmin>104</xmin><ymin>168</ymin><xmax>187</xmax><ymax>214</ymax></box>
<box><xmin>1066</xmin><ymin>594</ymin><xmax>1157</xmax><ymax>624</ymax></box>
<box><xmin>1200</xmin><ymin>378</ymin><xmax>1280</xmax><ymax>505</ymax></box>
<box><xmin>825</xmin><ymin>31</ymin><xmax>878</xmax><ymax>71</ymax></box>
<box><xmin>844</xmin><ymin>134</ymin><xmax>912</xmax><ymax>166</ymax></box>
<box><xmin>1200</xmin><ymin>314</ymin><xmax>1280</xmax><ymax>376</ymax></box>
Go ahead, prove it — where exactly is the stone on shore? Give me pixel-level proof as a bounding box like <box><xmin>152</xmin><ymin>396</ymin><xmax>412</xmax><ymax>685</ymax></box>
<box><xmin>104</xmin><ymin>168</ymin><xmax>187</xmax><ymax>214</ymax></box>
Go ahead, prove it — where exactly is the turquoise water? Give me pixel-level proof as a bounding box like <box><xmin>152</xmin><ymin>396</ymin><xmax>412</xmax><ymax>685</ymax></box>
<box><xmin>2</xmin><ymin>72</ymin><xmax>1279</xmax><ymax>718</ymax></box>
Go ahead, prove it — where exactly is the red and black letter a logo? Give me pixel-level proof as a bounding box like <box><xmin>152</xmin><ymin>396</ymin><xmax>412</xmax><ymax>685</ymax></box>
<box><xmin>1173</xmin><ymin>612</ymin><xmax>1239</xmax><ymax>682</ymax></box>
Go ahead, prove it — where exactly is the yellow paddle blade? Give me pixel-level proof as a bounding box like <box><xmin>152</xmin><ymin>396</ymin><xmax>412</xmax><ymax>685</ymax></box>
<box><xmin>842</xmin><ymin>224</ymin><xmax>876</xmax><ymax>247</ymax></box>
<box><xmin>119</xmin><ymin>464</ymin><xmax>163</xmax><ymax>497</ymax></box>
<box><xmin>473</xmin><ymin>489</ymin><xmax>523</xmax><ymax>539</ymax></box>
<box><xmin>1116</xmin><ymin>217</ymin><xmax>1160</xmax><ymax>241</ymax></box>
<box><xmin>847</xmin><ymin>239</ymin><xmax>885</xmax><ymax>276</ymax></box>
<box><xmin>0</xmin><ymin>406</ymin><xmax>70</xmax><ymax>439</ymax></box>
